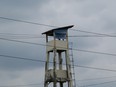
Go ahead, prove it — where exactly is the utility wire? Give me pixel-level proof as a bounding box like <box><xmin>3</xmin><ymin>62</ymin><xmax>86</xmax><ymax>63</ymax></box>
<box><xmin>0</xmin><ymin>83</ymin><xmax>43</xmax><ymax>87</ymax></box>
<box><xmin>78</xmin><ymin>76</ymin><xmax>116</xmax><ymax>81</ymax></box>
<box><xmin>1</xmin><ymin>80</ymin><xmax>116</xmax><ymax>87</ymax></box>
<box><xmin>0</xmin><ymin>37</ymin><xmax>46</xmax><ymax>46</ymax></box>
<box><xmin>0</xmin><ymin>33</ymin><xmax>45</xmax><ymax>39</ymax></box>
<box><xmin>75</xmin><ymin>49</ymin><xmax>116</xmax><ymax>56</ymax></box>
<box><xmin>0</xmin><ymin>33</ymin><xmax>39</xmax><ymax>36</ymax></box>
<box><xmin>1</xmin><ymin>34</ymin><xmax>116</xmax><ymax>40</ymax></box>
<box><xmin>1</xmin><ymin>54</ymin><xmax>116</xmax><ymax>72</ymax></box>
<box><xmin>75</xmin><ymin>65</ymin><xmax>116</xmax><ymax>72</ymax></box>
<box><xmin>0</xmin><ymin>16</ymin><xmax>116</xmax><ymax>37</ymax></box>
<box><xmin>79</xmin><ymin>80</ymin><xmax>116</xmax><ymax>87</ymax></box>
<box><xmin>71</xmin><ymin>29</ymin><xmax>116</xmax><ymax>37</ymax></box>
<box><xmin>0</xmin><ymin>16</ymin><xmax>56</xmax><ymax>27</ymax></box>
<box><xmin>1</xmin><ymin>33</ymin><xmax>116</xmax><ymax>38</ymax></box>
<box><xmin>0</xmin><ymin>33</ymin><xmax>112</xmax><ymax>37</ymax></box>
<box><xmin>69</xmin><ymin>35</ymin><xmax>116</xmax><ymax>37</ymax></box>
<box><xmin>0</xmin><ymin>36</ymin><xmax>45</xmax><ymax>39</ymax></box>
<box><xmin>1</xmin><ymin>79</ymin><xmax>116</xmax><ymax>87</ymax></box>
<box><xmin>1</xmin><ymin>37</ymin><xmax>116</xmax><ymax>57</ymax></box>
<box><xmin>0</xmin><ymin>54</ymin><xmax>45</xmax><ymax>63</ymax></box>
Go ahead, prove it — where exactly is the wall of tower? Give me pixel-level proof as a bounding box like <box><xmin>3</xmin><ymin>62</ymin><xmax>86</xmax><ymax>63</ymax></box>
<box><xmin>47</xmin><ymin>40</ymin><xmax>68</xmax><ymax>52</ymax></box>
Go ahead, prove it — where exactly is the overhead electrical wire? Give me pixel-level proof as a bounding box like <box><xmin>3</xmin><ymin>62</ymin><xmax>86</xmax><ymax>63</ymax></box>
<box><xmin>0</xmin><ymin>54</ymin><xmax>46</xmax><ymax>63</ymax></box>
<box><xmin>1</xmin><ymin>54</ymin><xmax>116</xmax><ymax>72</ymax></box>
<box><xmin>0</xmin><ymin>33</ymin><xmax>53</xmax><ymax>35</ymax></box>
<box><xmin>0</xmin><ymin>83</ymin><xmax>43</xmax><ymax>87</ymax></box>
<box><xmin>0</xmin><ymin>16</ymin><xmax>116</xmax><ymax>38</ymax></box>
<box><xmin>79</xmin><ymin>80</ymin><xmax>116</xmax><ymax>87</ymax></box>
<box><xmin>78</xmin><ymin>75</ymin><xmax>116</xmax><ymax>81</ymax></box>
<box><xmin>1</xmin><ymin>33</ymin><xmax>116</xmax><ymax>38</ymax></box>
<box><xmin>0</xmin><ymin>33</ymin><xmax>45</xmax><ymax>39</ymax></box>
<box><xmin>1</xmin><ymin>79</ymin><xmax>116</xmax><ymax>87</ymax></box>
<box><xmin>74</xmin><ymin>49</ymin><xmax>116</xmax><ymax>56</ymax></box>
<box><xmin>75</xmin><ymin>65</ymin><xmax>116</xmax><ymax>72</ymax></box>
<box><xmin>0</xmin><ymin>37</ymin><xmax>47</xmax><ymax>46</ymax></box>
<box><xmin>0</xmin><ymin>37</ymin><xmax>116</xmax><ymax>57</ymax></box>
<box><xmin>0</xmin><ymin>36</ymin><xmax>45</xmax><ymax>39</ymax></box>
<box><xmin>70</xmin><ymin>29</ymin><xmax>116</xmax><ymax>37</ymax></box>
<box><xmin>0</xmin><ymin>31</ymin><xmax>116</xmax><ymax>39</ymax></box>
<box><xmin>69</xmin><ymin>35</ymin><xmax>116</xmax><ymax>37</ymax></box>
<box><xmin>0</xmin><ymin>16</ymin><xmax>56</xmax><ymax>27</ymax></box>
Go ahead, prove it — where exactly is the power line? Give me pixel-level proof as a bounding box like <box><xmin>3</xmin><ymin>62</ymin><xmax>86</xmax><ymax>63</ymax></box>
<box><xmin>1</xmin><ymin>34</ymin><xmax>116</xmax><ymax>40</ymax></box>
<box><xmin>78</xmin><ymin>76</ymin><xmax>116</xmax><ymax>81</ymax></box>
<box><xmin>79</xmin><ymin>80</ymin><xmax>116</xmax><ymax>87</ymax></box>
<box><xmin>0</xmin><ymin>36</ymin><xmax>45</xmax><ymax>39</ymax></box>
<box><xmin>6</xmin><ymin>37</ymin><xmax>45</xmax><ymax>39</ymax></box>
<box><xmin>0</xmin><ymin>32</ymin><xmax>48</xmax><ymax>36</ymax></box>
<box><xmin>75</xmin><ymin>65</ymin><xmax>116</xmax><ymax>72</ymax></box>
<box><xmin>75</xmin><ymin>49</ymin><xmax>116</xmax><ymax>56</ymax></box>
<box><xmin>1</xmin><ymin>79</ymin><xmax>116</xmax><ymax>87</ymax></box>
<box><xmin>0</xmin><ymin>54</ymin><xmax>45</xmax><ymax>63</ymax></box>
<box><xmin>0</xmin><ymin>37</ymin><xmax>46</xmax><ymax>46</ymax></box>
<box><xmin>71</xmin><ymin>29</ymin><xmax>116</xmax><ymax>37</ymax></box>
<box><xmin>0</xmin><ymin>16</ymin><xmax>56</xmax><ymax>27</ymax></box>
<box><xmin>1</xmin><ymin>33</ymin><xmax>116</xmax><ymax>38</ymax></box>
<box><xmin>0</xmin><ymin>83</ymin><xmax>43</xmax><ymax>87</ymax></box>
<box><xmin>0</xmin><ymin>16</ymin><xmax>116</xmax><ymax>38</ymax></box>
<box><xmin>1</xmin><ymin>37</ymin><xmax>116</xmax><ymax>57</ymax></box>
<box><xmin>1</xmin><ymin>80</ymin><xmax>116</xmax><ymax>87</ymax></box>
<box><xmin>1</xmin><ymin>54</ymin><xmax>116</xmax><ymax>72</ymax></box>
<box><xmin>69</xmin><ymin>35</ymin><xmax>116</xmax><ymax>37</ymax></box>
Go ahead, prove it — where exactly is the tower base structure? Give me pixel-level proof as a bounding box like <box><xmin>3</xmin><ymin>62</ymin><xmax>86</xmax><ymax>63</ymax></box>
<box><xmin>42</xmin><ymin>25</ymin><xmax>74</xmax><ymax>87</ymax></box>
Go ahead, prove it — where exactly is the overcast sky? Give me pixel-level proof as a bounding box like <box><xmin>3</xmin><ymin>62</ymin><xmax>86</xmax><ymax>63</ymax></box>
<box><xmin>0</xmin><ymin>0</ymin><xmax>116</xmax><ymax>87</ymax></box>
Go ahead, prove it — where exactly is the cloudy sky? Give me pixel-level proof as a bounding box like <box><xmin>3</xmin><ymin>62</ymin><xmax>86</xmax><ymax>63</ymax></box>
<box><xmin>0</xmin><ymin>0</ymin><xmax>116</xmax><ymax>87</ymax></box>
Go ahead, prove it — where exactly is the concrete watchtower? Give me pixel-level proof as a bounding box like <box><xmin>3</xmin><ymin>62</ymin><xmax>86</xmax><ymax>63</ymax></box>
<box><xmin>42</xmin><ymin>25</ymin><xmax>74</xmax><ymax>87</ymax></box>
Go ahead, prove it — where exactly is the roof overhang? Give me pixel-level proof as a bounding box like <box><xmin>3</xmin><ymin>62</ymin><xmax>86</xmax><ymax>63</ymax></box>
<box><xmin>42</xmin><ymin>25</ymin><xmax>74</xmax><ymax>36</ymax></box>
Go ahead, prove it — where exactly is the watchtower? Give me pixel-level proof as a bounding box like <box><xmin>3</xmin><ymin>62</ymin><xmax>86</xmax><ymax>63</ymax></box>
<box><xmin>42</xmin><ymin>25</ymin><xmax>74</xmax><ymax>87</ymax></box>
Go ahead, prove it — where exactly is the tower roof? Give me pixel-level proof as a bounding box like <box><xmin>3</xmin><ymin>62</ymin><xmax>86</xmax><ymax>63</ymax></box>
<box><xmin>42</xmin><ymin>25</ymin><xmax>74</xmax><ymax>36</ymax></box>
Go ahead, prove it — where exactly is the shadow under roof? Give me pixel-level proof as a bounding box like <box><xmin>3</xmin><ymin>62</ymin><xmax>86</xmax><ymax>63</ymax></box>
<box><xmin>42</xmin><ymin>25</ymin><xmax>74</xmax><ymax>36</ymax></box>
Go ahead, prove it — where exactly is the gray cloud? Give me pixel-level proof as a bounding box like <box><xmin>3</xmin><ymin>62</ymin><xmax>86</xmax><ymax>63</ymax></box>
<box><xmin>0</xmin><ymin>39</ymin><xmax>46</xmax><ymax>70</ymax></box>
<box><xmin>0</xmin><ymin>0</ymin><xmax>116</xmax><ymax>87</ymax></box>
